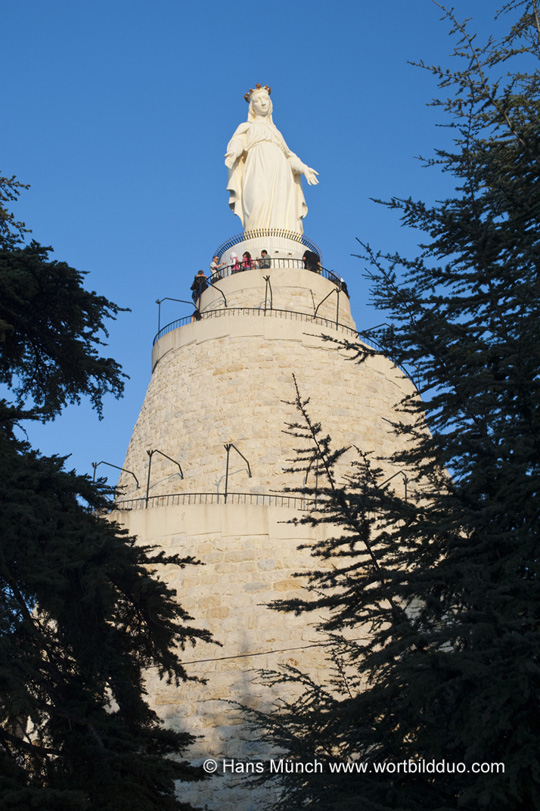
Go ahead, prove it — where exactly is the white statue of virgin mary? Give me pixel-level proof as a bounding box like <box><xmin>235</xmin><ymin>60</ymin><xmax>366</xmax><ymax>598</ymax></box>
<box><xmin>225</xmin><ymin>84</ymin><xmax>319</xmax><ymax>234</ymax></box>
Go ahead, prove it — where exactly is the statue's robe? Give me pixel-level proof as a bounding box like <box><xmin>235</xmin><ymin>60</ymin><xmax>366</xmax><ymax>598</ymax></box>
<box><xmin>226</xmin><ymin>121</ymin><xmax>307</xmax><ymax>234</ymax></box>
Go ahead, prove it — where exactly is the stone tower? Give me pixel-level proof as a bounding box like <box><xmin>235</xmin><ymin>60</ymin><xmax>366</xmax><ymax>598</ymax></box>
<box><xmin>108</xmin><ymin>87</ymin><xmax>417</xmax><ymax>809</ymax></box>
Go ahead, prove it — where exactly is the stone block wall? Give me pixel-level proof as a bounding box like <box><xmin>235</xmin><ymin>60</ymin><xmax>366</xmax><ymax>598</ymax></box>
<box><xmin>111</xmin><ymin>260</ymin><xmax>419</xmax><ymax>809</ymax></box>
<box><xmin>118</xmin><ymin>270</ymin><xmax>414</xmax><ymax>503</ymax></box>
<box><xmin>109</xmin><ymin>502</ymin><xmax>345</xmax><ymax>810</ymax></box>
<box><xmin>200</xmin><ymin>266</ymin><xmax>354</xmax><ymax>329</ymax></box>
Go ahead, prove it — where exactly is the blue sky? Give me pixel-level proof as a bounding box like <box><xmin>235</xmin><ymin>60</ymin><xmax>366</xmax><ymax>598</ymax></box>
<box><xmin>3</xmin><ymin>0</ymin><xmax>501</xmax><ymax>484</ymax></box>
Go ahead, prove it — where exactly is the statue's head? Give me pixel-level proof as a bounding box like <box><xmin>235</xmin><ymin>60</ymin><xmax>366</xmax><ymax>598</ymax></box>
<box><xmin>245</xmin><ymin>84</ymin><xmax>273</xmax><ymax>122</ymax></box>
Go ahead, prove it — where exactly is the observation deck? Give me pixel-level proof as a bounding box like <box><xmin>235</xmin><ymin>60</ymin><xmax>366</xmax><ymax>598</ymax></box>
<box><xmin>115</xmin><ymin>238</ymin><xmax>413</xmax><ymax>509</ymax></box>
<box><xmin>153</xmin><ymin>258</ymin><xmax>355</xmax><ymax>372</ymax></box>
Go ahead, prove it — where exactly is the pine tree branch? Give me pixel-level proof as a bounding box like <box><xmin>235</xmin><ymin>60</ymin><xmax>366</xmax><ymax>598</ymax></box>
<box><xmin>289</xmin><ymin>374</ymin><xmax>413</xmax><ymax>632</ymax></box>
<box><xmin>0</xmin><ymin>727</ymin><xmax>61</xmax><ymax>758</ymax></box>
<box><xmin>534</xmin><ymin>0</ymin><xmax>540</xmax><ymax>36</ymax></box>
<box><xmin>433</xmin><ymin>1</ymin><xmax>528</xmax><ymax>149</ymax></box>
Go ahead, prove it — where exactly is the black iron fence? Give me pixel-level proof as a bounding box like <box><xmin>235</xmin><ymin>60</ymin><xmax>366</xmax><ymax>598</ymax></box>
<box><xmin>213</xmin><ymin>229</ymin><xmax>321</xmax><ymax>260</ymax></box>
<box><xmin>151</xmin><ymin>307</ymin><xmax>414</xmax><ymax>381</ymax></box>
<box><xmin>208</xmin><ymin>260</ymin><xmax>342</xmax><ymax>287</ymax></box>
<box><xmin>112</xmin><ymin>491</ymin><xmax>314</xmax><ymax>511</ymax></box>
<box><xmin>153</xmin><ymin>306</ymin><xmax>364</xmax><ymax>346</ymax></box>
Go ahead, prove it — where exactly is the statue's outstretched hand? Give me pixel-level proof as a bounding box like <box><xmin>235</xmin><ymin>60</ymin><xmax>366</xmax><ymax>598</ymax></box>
<box><xmin>304</xmin><ymin>167</ymin><xmax>319</xmax><ymax>186</ymax></box>
<box><xmin>225</xmin><ymin>146</ymin><xmax>243</xmax><ymax>170</ymax></box>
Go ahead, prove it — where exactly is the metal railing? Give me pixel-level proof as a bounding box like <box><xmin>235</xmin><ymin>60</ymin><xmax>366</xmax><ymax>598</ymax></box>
<box><xmin>111</xmin><ymin>491</ymin><xmax>315</xmax><ymax>511</ymax></box>
<box><xmin>213</xmin><ymin>229</ymin><xmax>321</xmax><ymax>260</ymax></box>
<box><xmin>208</xmin><ymin>260</ymin><xmax>342</xmax><ymax>287</ymax></box>
<box><xmin>151</xmin><ymin>307</ymin><xmax>413</xmax><ymax>380</ymax></box>
<box><xmin>153</xmin><ymin>306</ymin><xmax>364</xmax><ymax>346</ymax></box>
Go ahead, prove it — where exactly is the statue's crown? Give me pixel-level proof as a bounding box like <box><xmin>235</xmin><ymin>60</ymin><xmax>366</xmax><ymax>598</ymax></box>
<box><xmin>244</xmin><ymin>83</ymin><xmax>271</xmax><ymax>103</ymax></box>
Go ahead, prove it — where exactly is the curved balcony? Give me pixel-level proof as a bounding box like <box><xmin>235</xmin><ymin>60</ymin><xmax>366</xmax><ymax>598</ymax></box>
<box><xmin>213</xmin><ymin>228</ymin><xmax>321</xmax><ymax>261</ymax></box>
<box><xmin>155</xmin><ymin>264</ymin><xmax>354</xmax><ymax>351</ymax></box>
<box><xmin>153</xmin><ymin>305</ymin><xmax>359</xmax><ymax>346</ymax></box>
<box><xmin>207</xmin><ymin>258</ymin><xmax>345</xmax><ymax>287</ymax></box>
<box><xmin>112</xmin><ymin>491</ymin><xmax>314</xmax><ymax>511</ymax></box>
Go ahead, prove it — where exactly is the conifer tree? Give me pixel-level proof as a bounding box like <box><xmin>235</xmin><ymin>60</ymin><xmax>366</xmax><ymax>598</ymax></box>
<box><xmin>0</xmin><ymin>176</ymin><xmax>211</xmax><ymax>810</ymax></box>
<box><xmin>252</xmin><ymin>3</ymin><xmax>540</xmax><ymax>809</ymax></box>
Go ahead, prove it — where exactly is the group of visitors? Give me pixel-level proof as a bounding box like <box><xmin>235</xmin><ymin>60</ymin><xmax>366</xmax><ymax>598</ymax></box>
<box><xmin>191</xmin><ymin>251</ymin><xmax>270</xmax><ymax>303</ymax></box>
<box><xmin>210</xmin><ymin>250</ymin><xmax>271</xmax><ymax>279</ymax></box>
<box><xmin>191</xmin><ymin>249</ymin><xmax>349</xmax><ymax>318</ymax></box>
<box><xmin>192</xmin><ymin>248</ymin><xmax>329</xmax><ymax>304</ymax></box>
<box><xmin>207</xmin><ymin>248</ymin><xmax>324</xmax><ymax>279</ymax></box>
